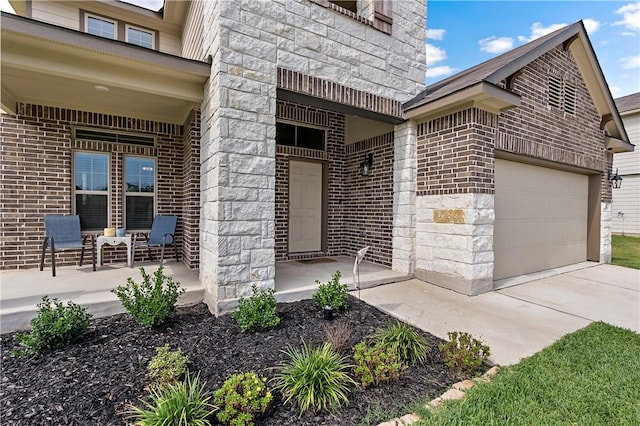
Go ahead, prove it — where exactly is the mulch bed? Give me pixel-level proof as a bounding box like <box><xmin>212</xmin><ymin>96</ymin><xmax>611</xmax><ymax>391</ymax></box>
<box><xmin>1</xmin><ymin>296</ymin><xmax>465</xmax><ymax>426</ymax></box>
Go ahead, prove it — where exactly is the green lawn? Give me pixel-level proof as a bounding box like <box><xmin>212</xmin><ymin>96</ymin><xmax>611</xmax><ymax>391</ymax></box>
<box><xmin>611</xmin><ymin>234</ymin><xmax>640</xmax><ymax>269</ymax></box>
<box><xmin>416</xmin><ymin>322</ymin><xmax>640</xmax><ymax>425</ymax></box>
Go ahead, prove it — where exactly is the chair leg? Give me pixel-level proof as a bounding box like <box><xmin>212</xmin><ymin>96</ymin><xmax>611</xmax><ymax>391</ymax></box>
<box><xmin>50</xmin><ymin>238</ymin><xmax>56</xmax><ymax>277</ymax></box>
<box><xmin>91</xmin><ymin>236</ymin><xmax>96</xmax><ymax>271</ymax></box>
<box><xmin>160</xmin><ymin>245</ymin><xmax>165</xmax><ymax>265</ymax></box>
<box><xmin>80</xmin><ymin>246</ymin><xmax>85</xmax><ymax>267</ymax></box>
<box><xmin>147</xmin><ymin>247</ymin><xmax>153</xmax><ymax>262</ymax></box>
<box><xmin>40</xmin><ymin>237</ymin><xmax>48</xmax><ymax>271</ymax></box>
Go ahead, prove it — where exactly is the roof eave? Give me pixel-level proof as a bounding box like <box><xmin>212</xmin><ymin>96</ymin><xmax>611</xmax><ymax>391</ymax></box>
<box><xmin>404</xmin><ymin>82</ymin><xmax>521</xmax><ymax>120</ymax></box>
<box><xmin>605</xmin><ymin>136</ymin><xmax>635</xmax><ymax>154</ymax></box>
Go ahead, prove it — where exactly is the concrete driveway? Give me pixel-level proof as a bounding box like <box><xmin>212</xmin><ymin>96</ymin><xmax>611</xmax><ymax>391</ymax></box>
<box><xmin>356</xmin><ymin>263</ymin><xmax>639</xmax><ymax>366</ymax></box>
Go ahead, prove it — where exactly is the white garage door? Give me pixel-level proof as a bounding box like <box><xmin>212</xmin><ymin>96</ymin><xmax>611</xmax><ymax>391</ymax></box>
<box><xmin>494</xmin><ymin>159</ymin><xmax>588</xmax><ymax>280</ymax></box>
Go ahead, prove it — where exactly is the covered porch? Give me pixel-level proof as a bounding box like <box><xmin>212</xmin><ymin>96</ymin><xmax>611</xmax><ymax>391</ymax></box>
<box><xmin>0</xmin><ymin>257</ymin><xmax>410</xmax><ymax>333</ymax></box>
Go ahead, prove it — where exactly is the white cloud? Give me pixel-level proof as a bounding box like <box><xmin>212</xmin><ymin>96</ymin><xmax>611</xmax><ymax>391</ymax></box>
<box><xmin>479</xmin><ymin>36</ymin><xmax>514</xmax><ymax>54</ymax></box>
<box><xmin>426</xmin><ymin>29</ymin><xmax>446</xmax><ymax>40</ymax></box>
<box><xmin>518</xmin><ymin>22</ymin><xmax>567</xmax><ymax>42</ymax></box>
<box><xmin>620</xmin><ymin>55</ymin><xmax>640</xmax><ymax>69</ymax></box>
<box><xmin>426</xmin><ymin>43</ymin><xmax>447</xmax><ymax>65</ymax></box>
<box><xmin>582</xmin><ymin>19</ymin><xmax>601</xmax><ymax>34</ymax></box>
<box><xmin>609</xmin><ymin>86</ymin><xmax>622</xmax><ymax>96</ymax></box>
<box><xmin>0</xmin><ymin>0</ymin><xmax>15</xmax><ymax>13</ymax></box>
<box><xmin>614</xmin><ymin>2</ymin><xmax>640</xmax><ymax>32</ymax></box>
<box><xmin>121</xmin><ymin>0</ymin><xmax>164</xmax><ymax>11</ymax></box>
<box><xmin>426</xmin><ymin>66</ymin><xmax>457</xmax><ymax>79</ymax></box>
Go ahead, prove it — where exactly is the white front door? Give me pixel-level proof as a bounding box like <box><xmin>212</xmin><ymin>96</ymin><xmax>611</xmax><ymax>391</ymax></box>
<box><xmin>289</xmin><ymin>160</ymin><xmax>322</xmax><ymax>253</ymax></box>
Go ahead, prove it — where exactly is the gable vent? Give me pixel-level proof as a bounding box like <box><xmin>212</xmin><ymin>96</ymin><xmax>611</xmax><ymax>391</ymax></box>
<box><xmin>74</xmin><ymin>128</ymin><xmax>156</xmax><ymax>147</ymax></box>
<box><xmin>548</xmin><ymin>74</ymin><xmax>562</xmax><ymax>108</ymax></box>
<box><xmin>564</xmin><ymin>83</ymin><xmax>576</xmax><ymax>114</ymax></box>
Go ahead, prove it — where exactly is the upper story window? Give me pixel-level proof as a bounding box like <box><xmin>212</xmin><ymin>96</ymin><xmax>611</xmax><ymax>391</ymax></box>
<box><xmin>86</xmin><ymin>14</ymin><xmax>117</xmax><ymax>40</ymax></box>
<box><xmin>311</xmin><ymin>0</ymin><xmax>393</xmax><ymax>34</ymax></box>
<box><xmin>276</xmin><ymin>122</ymin><xmax>326</xmax><ymax>151</ymax></box>
<box><xmin>126</xmin><ymin>25</ymin><xmax>155</xmax><ymax>49</ymax></box>
<box><xmin>82</xmin><ymin>11</ymin><xmax>156</xmax><ymax>50</ymax></box>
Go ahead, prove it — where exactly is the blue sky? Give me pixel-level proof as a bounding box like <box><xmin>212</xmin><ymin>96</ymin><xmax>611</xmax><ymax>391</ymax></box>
<box><xmin>427</xmin><ymin>1</ymin><xmax>640</xmax><ymax>97</ymax></box>
<box><xmin>1</xmin><ymin>0</ymin><xmax>638</xmax><ymax>97</ymax></box>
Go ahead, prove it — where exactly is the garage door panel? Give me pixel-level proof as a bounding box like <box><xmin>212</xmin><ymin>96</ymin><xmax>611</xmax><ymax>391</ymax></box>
<box><xmin>494</xmin><ymin>159</ymin><xmax>588</xmax><ymax>281</ymax></box>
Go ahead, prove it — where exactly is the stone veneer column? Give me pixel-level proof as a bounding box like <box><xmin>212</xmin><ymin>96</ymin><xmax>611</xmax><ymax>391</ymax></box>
<box><xmin>200</xmin><ymin>0</ymin><xmax>277</xmax><ymax>315</ymax></box>
<box><xmin>415</xmin><ymin>194</ymin><xmax>494</xmax><ymax>295</ymax></box>
<box><xmin>600</xmin><ymin>202</ymin><xmax>612</xmax><ymax>263</ymax></box>
<box><xmin>392</xmin><ymin>121</ymin><xmax>417</xmax><ymax>275</ymax></box>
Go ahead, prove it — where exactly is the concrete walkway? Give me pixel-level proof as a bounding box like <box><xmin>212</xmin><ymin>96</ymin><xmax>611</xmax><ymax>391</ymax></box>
<box><xmin>356</xmin><ymin>263</ymin><xmax>639</xmax><ymax>366</ymax></box>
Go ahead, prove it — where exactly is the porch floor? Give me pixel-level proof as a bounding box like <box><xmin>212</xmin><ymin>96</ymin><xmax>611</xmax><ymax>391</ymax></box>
<box><xmin>0</xmin><ymin>257</ymin><xmax>409</xmax><ymax>333</ymax></box>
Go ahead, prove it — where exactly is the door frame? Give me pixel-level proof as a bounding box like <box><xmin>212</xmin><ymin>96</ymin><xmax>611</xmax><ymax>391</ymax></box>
<box><xmin>287</xmin><ymin>158</ymin><xmax>327</xmax><ymax>254</ymax></box>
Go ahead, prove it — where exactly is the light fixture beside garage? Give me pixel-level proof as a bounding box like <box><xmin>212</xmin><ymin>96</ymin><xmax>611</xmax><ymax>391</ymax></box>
<box><xmin>360</xmin><ymin>153</ymin><xmax>373</xmax><ymax>176</ymax></box>
<box><xmin>608</xmin><ymin>168</ymin><xmax>623</xmax><ymax>189</ymax></box>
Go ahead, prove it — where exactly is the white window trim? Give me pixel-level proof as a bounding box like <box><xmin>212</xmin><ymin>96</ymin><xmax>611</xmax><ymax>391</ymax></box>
<box><xmin>85</xmin><ymin>13</ymin><xmax>118</xmax><ymax>40</ymax></box>
<box><xmin>123</xmin><ymin>155</ymin><xmax>157</xmax><ymax>232</ymax></box>
<box><xmin>73</xmin><ymin>150</ymin><xmax>111</xmax><ymax>231</ymax></box>
<box><xmin>125</xmin><ymin>24</ymin><xmax>156</xmax><ymax>49</ymax></box>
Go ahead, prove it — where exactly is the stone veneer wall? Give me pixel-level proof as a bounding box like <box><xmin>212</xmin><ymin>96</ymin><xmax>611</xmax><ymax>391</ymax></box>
<box><xmin>392</xmin><ymin>121</ymin><xmax>417</xmax><ymax>275</ymax></box>
<box><xmin>197</xmin><ymin>0</ymin><xmax>427</xmax><ymax>314</ymax></box>
<box><xmin>415</xmin><ymin>109</ymin><xmax>497</xmax><ymax>295</ymax></box>
<box><xmin>0</xmin><ymin>104</ymin><xmax>191</xmax><ymax>270</ymax></box>
<box><xmin>600</xmin><ymin>202</ymin><xmax>612</xmax><ymax>263</ymax></box>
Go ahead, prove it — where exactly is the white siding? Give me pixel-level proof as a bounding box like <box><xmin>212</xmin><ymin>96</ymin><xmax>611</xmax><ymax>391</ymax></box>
<box><xmin>181</xmin><ymin>0</ymin><xmax>205</xmax><ymax>60</ymax></box>
<box><xmin>612</xmin><ymin>110</ymin><xmax>640</xmax><ymax>235</ymax></box>
<box><xmin>31</xmin><ymin>1</ymin><xmax>80</xmax><ymax>30</ymax></box>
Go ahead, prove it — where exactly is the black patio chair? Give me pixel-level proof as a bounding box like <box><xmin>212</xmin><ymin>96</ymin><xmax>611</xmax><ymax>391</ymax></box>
<box><xmin>132</xmin><ymin>215</ymin><xmax>179</xmax><ymax>266</ymax></box>
<box><xmin>40</xmin><ymin>215</ymin><xmax>96</xmax><ymax>277</ymax></box>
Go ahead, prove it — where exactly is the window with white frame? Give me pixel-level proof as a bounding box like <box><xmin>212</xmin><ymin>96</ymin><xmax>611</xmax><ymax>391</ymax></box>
<box><xmin>74</xmin><ymin>152</ymin><xmax>109</xmax><ymax>231</ymax></box>
<box><xmin>126</xmin><ymin>25</ymin><xmax>154</xmax><ymax>49</ymax></box>
<box><xmin>86</xmin><ymin>14</ymin><xmax>117</xmax><ymax>40</ymax></box>
<box><xmin>124</xmin><ymin>156</ymin><xmax>155</xmax><ymax>230</ymax></box>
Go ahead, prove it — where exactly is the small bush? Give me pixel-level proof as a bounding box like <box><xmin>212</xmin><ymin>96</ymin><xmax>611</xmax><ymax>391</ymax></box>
<box><xmin>372</xmin><ymin>321</ymin><xmax>428</xmax><ymax>365</ymax></box>
<box><xmin>323</xmin><ymin>320</ymin><xmax>352</xmax><ymax>354</ymax></box>
<box><xmin>232</xmin><ymin>285</ymin><xmax>280</xmax><ymax>333</ymax></box>
<box><xmin>439</xmin><ymin>331</ymin><xmax>491</xmax><ymax>373</ymax></box>
<box><xmin>14</xmin><ymin>296</ymin><xmax>92</xmax><ymax>355</ymax></box>
<box><xmin>111</xmin><ymin>266</ymin><xmax>185</xmax><ymax>328</ymax></box>
<box><xmin>213</xmin><ymin>372</ymin><xmax>272</xmax><ymax>426</ymax></box>
<box><xmin>312</xmin><ymin>270</ymin><xmax>348</xmax><ymax>310</ymax></box>
<box><xmin>147</xmin><ymin>344</ymin><xmax>189</xmax><ymax>388</ymax></box>
<box><xmin>127</xmin><ymin>372</ymin><xmax>216</xmax><ymax>426</ymax></box>
<box><xmin>353</xmin><ymin>340</ymin><xmax>406</xmax><ymax>388</ymax></box>
<box><xmin>274</xmin><ymin>342</ymin><xmax>356</xmax><ymax>413</ymax></box>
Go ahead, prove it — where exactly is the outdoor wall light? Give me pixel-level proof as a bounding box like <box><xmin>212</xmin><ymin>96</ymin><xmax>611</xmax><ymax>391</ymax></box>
<box><xmin>608</xmin><ymin>168</ymin><xmax>623</xmax><ymax>189</ymax></box>
<box><xmin>360</xmin><ymin>153</ymin><xmax>373</xmax><ymax>176</ymax></box>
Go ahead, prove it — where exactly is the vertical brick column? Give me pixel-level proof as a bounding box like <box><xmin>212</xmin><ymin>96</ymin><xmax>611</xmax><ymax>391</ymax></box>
<box><xmin>392</xmin><ymin>120</ymin><xmax>417</xmax><ymax>274</ymax></box>
<box><xmin>182</xmin><ymin>110</ymin><xmax>201</xmax><ymax>268</ymax></box>
<box><xmin>200</xmin><ymin>0</ymin><xmax>277</xmax><ymax>315</ymax></box>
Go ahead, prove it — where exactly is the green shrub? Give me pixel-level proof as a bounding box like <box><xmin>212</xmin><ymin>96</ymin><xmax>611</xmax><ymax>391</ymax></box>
<box><xmin>323</xmin><ymin>320</ymin><xmax>352</xmax><ymax>354</ymax></box>
<box><xmin>353</xmin><ymin>340</ymin><xmax>406</xmax><ymax>388</ymax></box>
<box><xmin>372</xmin><ymin>321</ymin><xmax>428</xmax><ymax>365</ymax></box>
<box><xmin>111</xmin><ymin>266</ymin><xmax>184</xmax><ymax>328</ymax></box>
<box><xmin>438</xmin><ymin>331</ymin><xmax>491</xmax><ymax>373</ymax></box>
<box><xmin>147</xmin><ymin>344</ymin><xmax>189</xmax><ymax>388</ymax></box>
<box><xmin>213</xmin><ymin>372</ymin><xmax>272</xmax><ymax>426</ymax></box>
<box><xmin>274</xmin><ymin>342</ymin><xmax>356</xmax><ymax>413</ymax></box>
<box><xmin>232</xmin><ymin>285</ymin><xmax>280</xmax><ymax>333</ymax></box>
<box><xmin>127</xmin><ymin>372</ymin><xmax>216</xmax><ymax>426</ymax></box>
<box><xmin>312</xmin><ymin>270</ymin><xmax>348</xmax><ymax>310</ymax></box>
<box><xmin>14</xmin><ymin>296</ymin><xmax>92</xmax><ymax>355</ymax></box>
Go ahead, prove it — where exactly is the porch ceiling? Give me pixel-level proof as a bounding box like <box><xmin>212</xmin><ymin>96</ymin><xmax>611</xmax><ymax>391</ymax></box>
<box><xmin>1</xmin><ymin>12</ymin><xmax>210</xmax><ymax>125</ymax></box>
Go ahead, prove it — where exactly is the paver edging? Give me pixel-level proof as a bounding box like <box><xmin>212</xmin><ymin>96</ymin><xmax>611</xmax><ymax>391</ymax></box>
<box><xmin>377</xmin><ymin>365</ymin><xmax>500</xmax><ymax>426</ymax></box>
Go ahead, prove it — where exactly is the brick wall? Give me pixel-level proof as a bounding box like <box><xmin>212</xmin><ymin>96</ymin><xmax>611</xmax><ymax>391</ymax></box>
<box><xmin>496</xmin><ymin>46</ymin><xmax>608</xmax><ymax>198</ymax></box>
<box><xmin>344</xmin><ymin>132</ymin><xmax>394</xmax><ymax>266</ymax></box>
<box><xmin>416</xmin><ymin>108</ymin><xmax>497</xmax><ymax>195</ymax></box>
<box><xmin>0</xmin><ymin>104</ymin><xmax>198</xmax><ymax>270</ymax></box>
<box><xmin>181</xmin><ymin>110</ymin><xmax>201</xmax><ymax>268</ymax></box>
<box><xmin>274</xmin><ymin>100</ymin><xmax>393</xmax><ymax>266</ymax></box>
